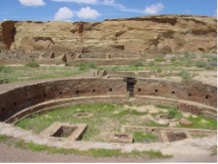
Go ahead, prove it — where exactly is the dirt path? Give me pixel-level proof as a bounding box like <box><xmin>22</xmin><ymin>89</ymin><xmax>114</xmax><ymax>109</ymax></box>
<box><xmin>0</xmin><ymin>142</ymin><xmax>216</xmax><ymax>163</ymax></box>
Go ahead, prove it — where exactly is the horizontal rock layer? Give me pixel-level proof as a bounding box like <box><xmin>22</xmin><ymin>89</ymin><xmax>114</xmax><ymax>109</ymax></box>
<box><xmin>0</xmin><ymin>15</ymin><xmax>217</xmax><ymax>56</ymax></box>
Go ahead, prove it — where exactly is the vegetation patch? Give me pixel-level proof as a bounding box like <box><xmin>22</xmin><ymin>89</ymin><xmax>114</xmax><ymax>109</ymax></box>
<box><xmin>179</xmin><ymin>70</ymin><xmax>192</xmax><ymax>80</ymax></box>
<box><xmin>16</xmin><ymin>103</ymin><xmax>217</xmax><ymax>143</ymax></box>
<box><xmin>180</xmin><ymin>115</ymin><xmax>217</xmax><ymax>130</ymax></box>
<box><xmin>0</xmin><ymin>134</ymin><xmax>8</xmax><ymax>142</ymax></box>
<box><xmin>167</xmin><ymin>109</ymin><xmax>182</xmax><ymax>119</ymax></box>
<box><xmin>0</xmin><ymin>135</ymin><xmax>171</xmax><ymax>159</ymax></box>
<box><xmin>154</xmin><ymin>56</ymin><xmax>165</xmax><ymax>62</ymax></box>
<box><xmin>25</xmin><ymin>61</ymin><xmax>40</xmax><ymax>68</ymax></box>
<box><xmin>133</xmin><ymin>131</ymin><xmax>159</xmax><ymax>143</ymax></box>
<box><xmin>0</xmin><ymin>66</ymin><xmax>87</xmax><ymax>83</ymax></box>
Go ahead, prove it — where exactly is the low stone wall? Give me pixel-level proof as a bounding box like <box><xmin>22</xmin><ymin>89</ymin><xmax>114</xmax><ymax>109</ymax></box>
<box><xmin>6</xmin><ymin>95</ymin><xmax>216</xmax><ymax>124</ymax></box>
<box><xmin>70</xmin><ymin>58</ymin><xmax>145</xmax><ymax>66</ymax></box>
<box><xmin>0</xmin><ymin>78</ymin><xmax>216</xmax><ymax>122</ymax></box>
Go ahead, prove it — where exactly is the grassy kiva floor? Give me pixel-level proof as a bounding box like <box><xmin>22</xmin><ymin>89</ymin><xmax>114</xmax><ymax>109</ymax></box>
<box><xmin>16</xmin><ymin>103</ymin><xmax>217</xmax><ymax>143</ymax></box>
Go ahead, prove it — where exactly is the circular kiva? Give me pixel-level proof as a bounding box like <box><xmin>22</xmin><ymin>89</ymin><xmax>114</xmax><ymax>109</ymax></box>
<box><xmin>0</xmin><ymin>77</ymin><xmax>217</xmax><ymax>152</ymax></box>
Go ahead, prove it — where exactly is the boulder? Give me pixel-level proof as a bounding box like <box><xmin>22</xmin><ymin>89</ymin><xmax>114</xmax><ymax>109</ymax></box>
<box><xmin>179</xmin><ymin>118</ymin><xmax>193</xmax><ymax>126</ymax></box>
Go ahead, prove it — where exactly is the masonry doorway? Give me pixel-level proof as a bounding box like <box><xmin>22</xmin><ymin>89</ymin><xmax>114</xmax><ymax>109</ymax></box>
<box><xmin>124</xmin><ymin>77</ymin><xmax>136</xmax><ymax>97</ymax></box>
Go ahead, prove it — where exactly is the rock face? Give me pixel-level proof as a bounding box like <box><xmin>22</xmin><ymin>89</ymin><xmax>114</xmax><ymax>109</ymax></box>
<box><xmin>0</xmin><ymin>21</ymin><xmax>16</xmax><ymax>50</ymax></box>
<box><xmin>0</xmin><ymin>15</ymin><xmax>216</xmax><ymax>63</ymax></box>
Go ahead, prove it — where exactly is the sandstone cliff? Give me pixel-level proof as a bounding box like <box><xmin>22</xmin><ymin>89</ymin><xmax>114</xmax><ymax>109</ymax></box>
<box><xmin>0</xmin><ymin>15</ymin><xmax>216</xmax><ymax>64</ymax></box>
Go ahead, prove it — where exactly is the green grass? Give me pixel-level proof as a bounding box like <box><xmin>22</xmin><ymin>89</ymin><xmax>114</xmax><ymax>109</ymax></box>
<box><xmin>0</xmin><ymin>66</ymin><xmax>88</xmax><ymax>83</ymax></box>
<box><xmin>16</xmin><ymin>104</ymin><xmax>149</xmax><ymax>141</ymax></box>
<box><xmin>0</xmin><ymin>136</ymin><xmax>171</xmax><ymax>159</ymax></box>
<box><xmin>0</xmin><ymin>134</ymin><xmax>8</xmax><ymax>142</ymax></box>
<box><xmin>130</xmin><ymin>150</ymin><xmax>172</xmax><ymax>159</ymax></box>
<box><xmin>0</xmin><ymin>53</ymin><xmax>216</xmax><ymax>84</ymax></box>
<box><xmin>16</xmin><ymin>103</ymin><xmax>217</xmax><ymax>143</ymax></box>
<box><xmin>179</xmin><ymin>115</ymin><xmax>217</xmax><ymax>130</ymax></box>
<box><xmin>133</xmin><ymin>131</ymin><xmax>159</xmax><ymax>143</ymax></box>
<box><xmin>131</xmin><ymin>60</ymin><xmax>144</xmax><ymax>67</ymax></box>
<box><xmin>16</xmin><ymin>103</ymin><xmax>119</xmax><ymax>140</ymax></box>
<box><xmin>25</xmin><ymin>61</ymin><xmax>40</xmax><ymax>68</ymax></box>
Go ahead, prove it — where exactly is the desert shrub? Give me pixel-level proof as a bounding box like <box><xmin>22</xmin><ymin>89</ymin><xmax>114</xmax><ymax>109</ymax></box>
<box><xmin>147</xmin><ymin>61</ymin><xmax>156</xmax><ymax>67</ymax></box>
<box><xmin>154</xmin><ymin>56</ymin><xmax>165</xmax><ymax>62</ymax></box>
<box><xmin>170</xmin><ymin>57</ymin><xmax>176</xmax><ymax>62</ymax></box>
<box><xmin>77</xmin><ymin>63</ymin><xmax>88</xmax><ymax>71</ymax></box>
<box><xmin>88</xmin><ymin>62</ymin><xmax>97</xmax><ymax>69</ymax></box>
<box><xmin>156</xmin><ymin>67</ymin><xmax>162</xmax><ymax>73</ymax></box>
<box><xmin>204</xmin><ymin>63</ymin><xmax>215</xmax><ymax>70</ymax></box>
<box><xmin>25</xmin><ymin>61</ymin><xmax>40</xmax><ymax>68</ymax></box>
<box><xmin>0</xmin><ymin>79</ymin><xmax>9</xmax><ymax>84</ymax></box>
<box><xmin>195</xmin><ymin>61</ymin><xmax>207</xmax><ymax>68</ymax></box>
<box><xmin>167</xmin><ymin>110</ymin><xmax>177</xmax><ymax>119</ymax></box>
<box><xmin>179</xmin><ymin>70</ymin><xmax>191</xmax><ymax>80</ymax></box>
<box><xmin>132</xmin><ymin>61</ymin><xmax>144</xmax><ymax>67</ymax></box>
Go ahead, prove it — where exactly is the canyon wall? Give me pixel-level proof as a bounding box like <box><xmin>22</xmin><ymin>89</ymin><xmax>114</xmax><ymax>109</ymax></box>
<box><xmin>0</xmin><ymin>15</ymin><xmax>217</xmax><ymax>54</ymax></box>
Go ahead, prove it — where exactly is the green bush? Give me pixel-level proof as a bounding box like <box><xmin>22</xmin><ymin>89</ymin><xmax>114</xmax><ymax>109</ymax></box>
<box><xmin>195</xmin><ymin>61</ymin><xmax>207</xmax><ymax>68</ymax></box>
<box><xmin>170</xmin><ymin>57</ymin><xmax>176</xmax><ymax>62</ymax></box>
<box><xmin>167</xmin><ymin>110</ymin><xmax>177</xmax><ymax>119</ymax></box>
<box><xmin>154</xmin><ymin>56</ymin><xmax>165</xmax><ymax>62</ymax></box>
<box><xmin>156</xmin><ymin>67</ymin><xmax>162</xmax><ymax>73</ymax></box>
<box><xmin>77</xmin><ymin>63</ymin><xmax>88</xmax><ymax>71</ymax></box>
<box><xmin>179</xmin><ymin>70</ymin><xmax>191</xmax><ymax>80</ymax></box>
<box><xmin>148</xmin><ymin>61</ymin><xmax>155</xmax><ymax>67</ymax></box>
<box><xmin>25</xmin><ymin>61</ymin><xmax>40</xmax><ymax>68</ymax></box>
<box><xmin>167</xmin><ymin>109</ymin><xmax>182</xmax><ymax>119</ymax></box>
<box><xmin>132</xmin><ymin>61</ymin><xmax>144</xmax><ymax>67</ymax></box>
<box><xmin>88</xmin><ymin>62</ymin><xmax>97</xmax><ymax>69</ymax></box>
<box><xmin>0</xmin><ymin>79</ymin><xmax>9</xmax><ymax>84</ymax></box>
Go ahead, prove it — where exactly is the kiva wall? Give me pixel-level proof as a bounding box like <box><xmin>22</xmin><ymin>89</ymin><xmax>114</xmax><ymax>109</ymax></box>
<box><xmin>0</xmin><ymin>78</ymin><xmax>216</xmax><ymax>121</ymax></box>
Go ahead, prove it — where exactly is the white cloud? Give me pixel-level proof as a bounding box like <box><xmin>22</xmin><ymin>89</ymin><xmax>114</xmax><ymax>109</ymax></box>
<box><xmin>77</xmin><ymin>7</ymin><xmax>100</xmax><ymax>19</ymax></box>
<box><xmin>18</xmin><ymin>0</ymin><xmax>45</xmax><ymax>7</ymax></box>
<box><xmin>51</xmin><ymin>0</ymin><xmax>152</xmax><ymax>14</ymax></box>
<box><xmin>54</xmin><ymin>7</ymin><xmax>74</xmax><ymax>20</ymax></box>
<box><xmin>144</xmin><ymin>2</ymin><xmax>164</xmax><ymax>15</ymax></box>
<box><xmin>51</xmin><ymin>0</ymin><xmax>97</xmax><ymax>4</ymax></box>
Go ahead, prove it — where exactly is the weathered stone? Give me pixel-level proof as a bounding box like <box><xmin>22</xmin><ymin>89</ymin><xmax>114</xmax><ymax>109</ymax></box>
<box><xmin>0</xmin><ymin>15</ymin><xmax>216</xmax><ymax>60</ymax></box>
<box><xmin>179</xmin><ymin>118</ymin><xmax>193</xmax><ymax>126</ymax></box>
<box><xmin>182</xmin><ymin>112</ymin><xmax>191</xmax><ymax>118</ymax></box>
<box><xmin>148</xmin><ymin>109</ymin><xmax>159</xmax><ymax>115</ymax></box>
<box><xmin>157</xmin><ymin>119</ymin><xmax>169</xmax><ymax>126</ymax></box>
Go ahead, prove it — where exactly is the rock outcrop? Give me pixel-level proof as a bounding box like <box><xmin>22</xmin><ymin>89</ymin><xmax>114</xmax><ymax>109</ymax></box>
<box><xmin>0</xmin><ymin>15</ymin><xmax>216</xmax><ymax>64</ymax></box>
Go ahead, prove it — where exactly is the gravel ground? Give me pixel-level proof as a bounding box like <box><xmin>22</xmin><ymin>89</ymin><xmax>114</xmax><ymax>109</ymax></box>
<box><xmin>0</xmin><ymin>142</ymin><xmax>216</xmax><ymax>163</ymax></box>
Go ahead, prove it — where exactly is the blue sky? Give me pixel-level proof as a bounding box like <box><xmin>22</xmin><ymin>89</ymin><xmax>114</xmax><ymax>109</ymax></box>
<box><xmin>1</xmin><ymin>0</ymin><xmax>217</xmax><ymax>21</ymax></box>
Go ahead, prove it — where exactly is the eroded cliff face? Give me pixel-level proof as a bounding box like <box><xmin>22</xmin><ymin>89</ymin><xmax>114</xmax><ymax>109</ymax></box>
<box><xmin>0</xmin><ymin>15</ymin><xmax>217</xmax><ymax>55</ymax></box>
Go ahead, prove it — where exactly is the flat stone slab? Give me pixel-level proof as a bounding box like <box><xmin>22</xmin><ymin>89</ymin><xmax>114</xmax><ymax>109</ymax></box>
<box><xmin>179</xmin><ymin>118</ymin><xmax>193</xmax><ymax>126</ymax></box>
<box><xmin>74</xmin><ymin>112</ymin><xmax>93</xmax><ymax>118</ymax></box>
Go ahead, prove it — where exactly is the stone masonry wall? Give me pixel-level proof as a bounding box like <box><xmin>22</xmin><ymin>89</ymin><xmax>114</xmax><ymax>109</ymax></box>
<box><xmin>0</xmin><ymin>78</ymin><xmax>216</xmax><ymax>121</ymax></box>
